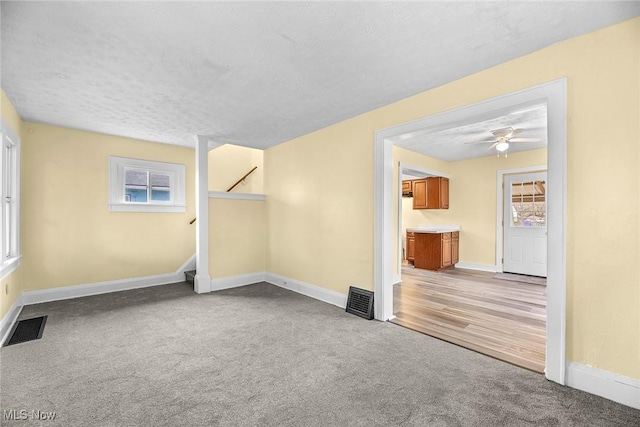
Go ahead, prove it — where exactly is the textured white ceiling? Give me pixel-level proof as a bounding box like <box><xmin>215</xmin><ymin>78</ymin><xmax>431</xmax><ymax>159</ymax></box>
<box><xmin>394</xmin><ymin>102</ymin><xmax>548</xmax><ymax>162</ymax></box>
<box><xmin>1</xmin><ymin>2</ymin><xmax>639</xmax><ymax>149</ymax></box>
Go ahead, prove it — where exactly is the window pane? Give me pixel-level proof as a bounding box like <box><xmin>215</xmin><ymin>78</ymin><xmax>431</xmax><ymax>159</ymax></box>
<box><xmin>125</xmin><ymin>188</ymin><xmax>148</xmax><ymax>202</ymax></box>
<box><xmin>125</xmin><ymin>169</ymin><xmax>148</xmax><ymax>186</ymax></box>
<box><xmin>4</xmin><ymin>143</ymin><xmax>10</xmax><ymax>197</ymax></box>
<box><xmin>4</xmin><ymin>143</ymin><xmax>12</xmax><ymax>257</ymax></box>
<box><xmin>510</xmin><ymin>180</ymin><xmax>546</xmax><ymax>228</ymax></box>
<box><xmin>5</xmin><ymin>200</ymin><xmax>10</xmax><ymax>258</ymax></box>
<box><xmin>124</xmin><ymin>170</ymin><xmax>148</xmax><ymax>202</ymax></box>
<box><xmin>150</xmin><ymin>173</ymin><xmax>170</xmax><ymax>201</ymax></box>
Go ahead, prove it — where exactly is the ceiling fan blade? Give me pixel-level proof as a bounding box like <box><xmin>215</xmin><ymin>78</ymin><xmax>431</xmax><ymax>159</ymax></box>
<box><xmin>486</xmin><ymin>142</ymin><xmax>500</xmax><ymax>151</ymax></box>
<box><xmin>509</xmin><ymin>137</ymin><xmax>541</xmax><ymax>142</ymax></box>
<box><xmin>511</xmin><ymin>128</ymin><xmax>525</xmax><ymax>137</ymax></box>
<box><xmin>465</xmin><ymin>139</ymin><xmax>496</xmax><ymax>145</ymax></box>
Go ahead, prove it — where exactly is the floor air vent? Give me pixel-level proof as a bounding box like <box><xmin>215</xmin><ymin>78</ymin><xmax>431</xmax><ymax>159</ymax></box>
<box><xmin>4</xmin><ymin>316</ymin><xmax>48</xmax><ymax>347</ymax></box>
<box><xmin>346</xmin><ymin>287</ymin><xmax>374</xmax><ymax>320</ymax></box>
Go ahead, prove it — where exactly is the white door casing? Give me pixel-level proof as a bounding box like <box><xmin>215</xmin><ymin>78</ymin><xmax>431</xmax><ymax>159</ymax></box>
<box><xmin>374</xmin><ymin>78</ymin><xmax>567</xmax><ymax>385</ymax></box>
<box><xmin>503</xmin><ymin>171</ymin><xmax>547</xmax><ymax>277</ymax></box>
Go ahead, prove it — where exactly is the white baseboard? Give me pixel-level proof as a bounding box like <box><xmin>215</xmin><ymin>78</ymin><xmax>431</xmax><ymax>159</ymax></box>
<box><xmin>0</xmin><ymin>296</ymin><xmax>24</xmax><ymax>346</ymax></box>
<box><xmin>21</xmin><ymin>255</ymin><xmax>196</xmax><ymax>306</ymax></box>
<box><xmin>265</xmin><ymin>272</ymin><xmax>348</xmax><ymax>309</ymax></box>
<box><xmin>22</xmin><ymin>272</ymin><xmax>186</xmax><ymax>306</ymax></box>
<box><xmin>455</xmin><ymin>262</ymin><xmax>497</xmax><ymax>273</ymax></box>
<box><xmin>566</xmin><ymin>362</ymin><xmax>640</xmax><ymax>410</ymax></box>
<box><xmin>210</xmin><ymin>272</ymin><xmax>266</xmax><ymax>291</ymax></box>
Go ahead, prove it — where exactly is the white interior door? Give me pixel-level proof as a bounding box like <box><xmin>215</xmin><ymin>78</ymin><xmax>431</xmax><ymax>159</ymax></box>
<box><xmin>503</xmin><ymin>171</ymin><xmax>547</xmax><ymax>277</ymax></box>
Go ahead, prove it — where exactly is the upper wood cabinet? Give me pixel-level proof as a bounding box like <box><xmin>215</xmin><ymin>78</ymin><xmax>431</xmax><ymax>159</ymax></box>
<box><xmin>412</xmin><ymin>179</ymin><xmax>428</xmax><ymax>209</ymax></box>
<box><xmin>426</xmin><ymin>177</ymin><xmax>449</xmax><ymax>209</ymax></box>
<box><xmin>412</xmin><ymin>177</ymin><xmax>449</xmax><ymax>209</ymax></box>
<box><xmin>402</xmin><ymin>180</ymin><xmax>413</xmax><ymax>197</ymax></box>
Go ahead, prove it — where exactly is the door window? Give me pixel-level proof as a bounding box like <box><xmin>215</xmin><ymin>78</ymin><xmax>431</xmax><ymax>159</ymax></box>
<box><xmin>510</xmin><ymin>180</ymin><xmax>546</xmax><ymax>228</ymax></box>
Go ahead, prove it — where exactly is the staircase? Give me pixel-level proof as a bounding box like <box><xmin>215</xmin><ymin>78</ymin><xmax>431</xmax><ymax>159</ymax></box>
<box><xmin>185</xmin><ymin>270</ymin><xmax>196</xmax><ymax>286</ymax></box>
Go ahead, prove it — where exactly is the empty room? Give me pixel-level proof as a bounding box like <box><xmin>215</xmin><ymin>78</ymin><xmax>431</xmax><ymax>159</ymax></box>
<box><xmin>1</xmin><ymin>2</ymin><xmax>639</xmax><ymax>426</ymax></box>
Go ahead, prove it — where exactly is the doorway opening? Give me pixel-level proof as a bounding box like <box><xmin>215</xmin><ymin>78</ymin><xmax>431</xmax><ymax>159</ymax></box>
<box><xmin>394</xmin><ymin>162</ymin><xmax>548</xmax><ymax>373</ymax></box>
<box><xmin>374</xmin><ymin>78</ymin><xmax>567</xmax><ymax>384</ymax></box>
<box><xmin>499</xmin><ymin>169</ymin><xmax>548</xmax><ymax>278</ymax></box>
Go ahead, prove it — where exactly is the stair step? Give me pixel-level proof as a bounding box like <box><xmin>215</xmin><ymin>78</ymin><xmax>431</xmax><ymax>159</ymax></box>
<box><xmin>185</xmin><ymin>270</ymin><xmax>196</xmax><ymax>285</ymax></box>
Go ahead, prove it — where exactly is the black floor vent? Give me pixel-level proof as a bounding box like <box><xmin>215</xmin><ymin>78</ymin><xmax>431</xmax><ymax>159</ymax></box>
<box><xmin>4</xmin><ymin>316</ymin><xmax>48</xmax><ymax>347</ymax></box>
<box><xmin>346</xmin><ymin>287</ymin><xmax>374</xmax><ymax>320</ymax></box>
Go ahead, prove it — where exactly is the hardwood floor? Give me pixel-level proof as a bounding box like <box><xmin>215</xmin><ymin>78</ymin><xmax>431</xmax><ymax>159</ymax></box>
<box><xmin>392</xmin><ymin>264</ymin><xmax>546</xmax><ymax>373</ymax></box>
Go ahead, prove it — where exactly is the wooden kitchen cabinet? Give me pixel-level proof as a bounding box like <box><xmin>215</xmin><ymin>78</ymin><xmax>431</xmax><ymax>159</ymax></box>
<box><xmin>402</xmin><ymin>180</ymin><xmax>413</xmax><ymax>197</ymax></box>
<box><xmin>451</xmin><ymin>231</ymin><xmax>459</xmax><ymax>264</ymax></box>
<box><xmin>406</xmin><ymin>231</ymin><xmax>415</xmax><ymax>263</ymax></box>
<box><xmin>414</xmin><ymin>231</ymin><xmax>459</xmax><ymax>271</ymax></box>
<box><xmin>442</xmin><ymin>232</ymin><xmax>452</xmax><ymax>267</ymax></box>
<box><xmin>412</xmin><ymin>179</ymin><xmax>428</xmax><ymax>209</ymax></box>
<box><xmin>426</xmin><ymin>177</ymin><xmax>449</xmax><ymax>209</ymax></box>
<box><xmin>412</xmin><ymin>177</ymin><xmax>449</xmax><ymax>209</ymax></box>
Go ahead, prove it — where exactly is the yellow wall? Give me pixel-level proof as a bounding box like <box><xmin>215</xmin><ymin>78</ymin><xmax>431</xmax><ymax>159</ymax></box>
<box><xmin>208</xmin><ymin>145</ymin><xmax>266</xmax><ymax>279</ymax></box>
<box><xmin>398</xmin><ymin>147</ymin><xmax>547</xmax><ymax>268</ymax></box>
<box><xmin>264</xmin><ymin>121</ymin><xmax>374</xmax><ymax>294</ymax></box>
<box><xmin>0</xmin><ymin>89</ymin><xmax>24</xmax><ymax>320</ymax></box>
<box><xmin>209</xmin><ymin>198</ymin><xmax>266</xmax><ymax>278</ymax></box>
<box><xmin>0</xmin><ymin>270</ymin><xmax>21</xmax><ymax>320</ymax></box>
<box><xmin>265</xmin><ymin>18</ymin><xmax>640</xmax><ymax>378</ymax></box>
<box><xmin>20</xmin><ymin>123</ymin><xmax>196</xmax><ymax>291</ymax></box>
<box><xmin>209</xmin><ymin>144</ymin><xmax>263</xmax><ymax>193</ymax></box>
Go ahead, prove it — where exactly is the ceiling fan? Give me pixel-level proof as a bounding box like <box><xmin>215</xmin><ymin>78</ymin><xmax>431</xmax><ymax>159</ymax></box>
<box><xmin>466</xmin><ymin>127</ymin><xmax>541</xmax><ymax>156</ymax></box>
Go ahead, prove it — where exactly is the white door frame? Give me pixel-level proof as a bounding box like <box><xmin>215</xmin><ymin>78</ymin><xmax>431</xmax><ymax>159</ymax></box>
<box><xmin>496</xmin><ymin>165</ymin><xmax>547</xmax><ymax>273</ymax></box>
<box><xmin>502</xmin><ymin>171</ymin><xmax>548</xmax><ymax>277</ymax></box>
<box><xmin>374</xmin><ymin>78</ymin><xmax>567</xmax><ymax>384</ymax></box>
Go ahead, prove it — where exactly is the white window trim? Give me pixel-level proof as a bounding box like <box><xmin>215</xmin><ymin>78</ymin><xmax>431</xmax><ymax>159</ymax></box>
<box><xmin>108</xmin><ymin>156</ymin><xmax>186</xmax><ymax>213</ymax></box>
<box><xmin>0</xmin><ymin>118</ymin><xmax>21</xmax><ymax>280</ymax></box>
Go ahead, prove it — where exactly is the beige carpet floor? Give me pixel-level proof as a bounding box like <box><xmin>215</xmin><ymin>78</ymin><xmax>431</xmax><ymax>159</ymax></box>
<box><xmin>1</xmin><ymin>282</ymin><xmax>637</xmax><ymax>426</ymax></box>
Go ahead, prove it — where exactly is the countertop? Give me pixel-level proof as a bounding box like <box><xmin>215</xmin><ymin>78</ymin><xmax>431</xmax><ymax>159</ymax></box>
<box><xmin>407</xmin><ymin>225</ymin><xmax>460</xmax><ymax>234</ymax></box>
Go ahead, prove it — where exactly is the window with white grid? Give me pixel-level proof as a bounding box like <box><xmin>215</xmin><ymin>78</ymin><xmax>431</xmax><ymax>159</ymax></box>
<box><xmin>108</xmin><ymin>156</ymin><xmax>186</xmax><ymax>213</ymax></box>
<box><xmin>0</xmin><ymin>119</ymin><xmax>21</xmax><ymax>280</ymax></box>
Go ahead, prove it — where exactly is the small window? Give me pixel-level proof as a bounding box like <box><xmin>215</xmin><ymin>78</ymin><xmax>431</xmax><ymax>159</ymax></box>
<box><xmin>510</xmin><ymin>180</ymin><xmax>546</xmax><ymax>228</ymax></box>
<box><xmin>0</xmin><ymin>118</ymin><xmax>21</xmax><ymax>280</ymax></box>
<box><xmin>109</xmin><ymin>156</ymin><xmax>186</xmax><ymax>213</ymax></box>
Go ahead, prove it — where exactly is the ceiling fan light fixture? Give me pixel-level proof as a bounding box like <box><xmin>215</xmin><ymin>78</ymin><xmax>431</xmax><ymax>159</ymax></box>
<box><xmin>495</xmin><ymin>141</ymin><xmax>509</xmax><ymax>152</ymax></box>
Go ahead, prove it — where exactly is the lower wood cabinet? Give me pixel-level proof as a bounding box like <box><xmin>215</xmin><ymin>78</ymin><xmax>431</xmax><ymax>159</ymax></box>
<box><xmin>406</xmin><ymin>231</ymin><xmax>415</xmax><ymax>263</ymax></box>
<box><xmin>414</xmin><ymin>231</ymin><xmax>459</xmax><ymax>271</ymax></box>
<box><xmin>451</xmin><ymin>231</ymin><xmax>459</xmax><ymax>264</ymax></box>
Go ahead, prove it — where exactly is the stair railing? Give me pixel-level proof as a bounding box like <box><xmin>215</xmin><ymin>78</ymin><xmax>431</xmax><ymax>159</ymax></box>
<box><xmin>227</xmin><ymin>166</ymin><xmax>258</xmax><ymax>192</ymax></box>
<box><xmin>189</xmin><ymin>166</ymin><xmax>259</xmax><ymax>225</ymax></box>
